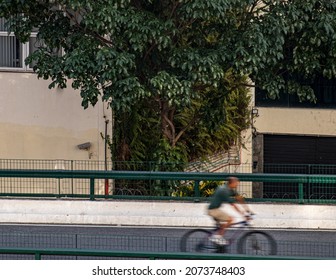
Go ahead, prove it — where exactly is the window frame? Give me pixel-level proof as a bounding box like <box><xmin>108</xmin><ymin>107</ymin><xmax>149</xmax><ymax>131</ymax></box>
<box><xmin>0</xmin><ymin>29</ymin><xmax>38</xmax><ymax>72</ymax></box>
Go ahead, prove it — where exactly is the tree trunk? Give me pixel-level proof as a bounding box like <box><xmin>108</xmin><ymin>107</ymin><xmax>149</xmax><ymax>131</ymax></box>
<box><xmin>160</xmin><ymin>100</ymin><xmax>176</xmax><ymax>147</ymax></box>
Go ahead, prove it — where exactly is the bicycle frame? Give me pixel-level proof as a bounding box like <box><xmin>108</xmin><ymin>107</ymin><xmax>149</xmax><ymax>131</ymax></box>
<box><xmin>211</xmin><ymin>220</ymin><xmax>252</xmax><ymax>246</ymax></box>
<box><xmin>180</xmin><ymin>215</ymin><xmax>277</xmax><ymax>255</ymax></box>
<box><xmin>226</xmin><ymin>220</ymin><xmax>252</xmax><ymax>245</ymax></box>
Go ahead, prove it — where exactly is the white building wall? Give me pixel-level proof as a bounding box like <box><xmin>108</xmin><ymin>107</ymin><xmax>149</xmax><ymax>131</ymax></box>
<box><xmin>0</xmin><ymin>72</ymin><xmax>112</xmax><ymax>160</ymax></box>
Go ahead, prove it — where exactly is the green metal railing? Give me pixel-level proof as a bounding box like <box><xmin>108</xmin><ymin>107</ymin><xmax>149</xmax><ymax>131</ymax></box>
<box><xmin>0</xmin><ymin>169</ymin><xmax>336</xmax><ymax>203</ymax></box>
<box><xmin>0</xmin><ymin>247</ymin><xmax>328</xmax><ymax>260</ymax></box>
<box><xmin>0</xmin><ymin>158</ymin><xmax>240</xmax><ymax>198</ymax></box>
<box><xmin>1</xmin><ymin>159</ymin><xmax>336</xmax><ymax>201</ymax></box>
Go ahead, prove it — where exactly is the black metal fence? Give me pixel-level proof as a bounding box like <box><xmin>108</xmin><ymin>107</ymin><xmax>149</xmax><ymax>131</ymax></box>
<box><xmin>259</xmin><ymin>164</ymin><xmax>336</xmax><ymax>200</ymax></box>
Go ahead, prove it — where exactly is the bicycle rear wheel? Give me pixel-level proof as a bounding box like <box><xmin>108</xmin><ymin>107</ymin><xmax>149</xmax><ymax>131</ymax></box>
<box><xmin>180</xmin><ymin>229</ymin><xmax>219</xmax><ymax>253</ymax></box>
<box><xmin>237</xmin><ymin>231</ymin><xmax>277</xmax><ymax>255</ymax></box>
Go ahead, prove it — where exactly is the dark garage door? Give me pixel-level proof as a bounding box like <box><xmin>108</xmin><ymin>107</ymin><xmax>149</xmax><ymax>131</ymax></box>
<box><xmin>264</xmin><ymin>134</ymin><xmax>336</xmax><ymax>165</ymax></box>
<box><xmin>262</xmin><ymin>135</ymin><xmax>336</xmax><ymax>200</ymax></box>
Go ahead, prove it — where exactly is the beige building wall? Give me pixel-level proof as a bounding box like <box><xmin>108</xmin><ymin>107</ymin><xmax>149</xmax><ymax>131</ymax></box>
<box><xmin>240</xmin><ymin>85</ymin><xmax>254</xmax><ymax>170</ymax></box>
<box><xmin>0</xmin><ymin>72</ymin><xmax>112</xmax><ymax>160</ymax></box>
<box><xmin>236</xmin><ymin>87</ymin><xmax>254</xmax><ymax>197</ymax></box>
<box><xmin>254</xmin><ymin>107</ymin><xmax>336</xmax><ymax>136</ymax></box>
<box><xmin>217</xmin><ymin>87</ymin><xmax>255</xmax><ymax>198</ymax></box>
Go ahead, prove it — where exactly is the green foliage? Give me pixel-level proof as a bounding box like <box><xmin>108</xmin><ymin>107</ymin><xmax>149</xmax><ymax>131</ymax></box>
<box><xmin>177</xmin><ymin>72</ymin><xmax>251</xmax><ymax>160</ymax></box>
<box><xmin>152</xmin><ymin>139</ymin><xmax>188</xmax><ymax>168</ymax></box>
<box><xmin>3</xmin><ymin>1</ymin><xmax>336</xmax><ymax>108</ymax></box>
<box><xmin>112</xmin><ymin>100</ymin><xmax>160</xmax><ymax>162</ymax></box>
<box><xmin>2</xmin><ymin>0</ymin><xmax>336</xmax><ymax>164</ymax></box>
<box><xmin>172</xmin><ymin>181</ymin><xmax>223</xmax><ymax>198</ymax></box>
<box><xmin>111</xmin><ymin>72</ymin><xmax>250</xmax><ymax>164</ymax></box>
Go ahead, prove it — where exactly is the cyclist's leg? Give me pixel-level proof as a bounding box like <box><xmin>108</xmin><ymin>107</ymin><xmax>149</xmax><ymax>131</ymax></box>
<box><xmin>208</xmin><ymin>208</ymin><xmax>232</xmax><ymax>236</ymax></box>
<box><xmin>217</xmin><ymin>216</ymin><xmax>233</xmax><ymax>236</ymax></box>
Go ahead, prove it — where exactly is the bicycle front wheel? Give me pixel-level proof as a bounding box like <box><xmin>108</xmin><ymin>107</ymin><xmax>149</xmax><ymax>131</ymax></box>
<box><xmin>180</xmin><ymin>229</ymin><xmax>218</xmax><ymax>253</ymax></box>
<box><xmin>237</xmin><ymin>231</ymin><xmax>277</xmax><ymax>255</ymax></box>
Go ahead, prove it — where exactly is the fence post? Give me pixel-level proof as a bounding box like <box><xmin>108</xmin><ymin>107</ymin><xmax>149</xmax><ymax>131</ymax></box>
<box><xmin>90</xmin><ymin>178</ymin><xmax>95</xmax><ymax>201</ymax></box>
<box><xmin>298</xmin><ymin>182</ymin><xmax>304</xmax><ymax>204</ymax></box>
<box><xmin>194</xmin><ymin>180</ymin><xmax>200</xmax><ymax>201</ymax></box>
<box><xmin>71</xmin><ymin>160</ymin><xmax>74</xmax><ymax>195</ymax></box>
<box><xmin>308</xmin><ymin>165</ymin><xmax>311</xmax><ymax>200</ymax></box>
<box><xmin>35</xmin><ymin>252</ymin><xmax>41</xmax><ymax>260</ymax></box>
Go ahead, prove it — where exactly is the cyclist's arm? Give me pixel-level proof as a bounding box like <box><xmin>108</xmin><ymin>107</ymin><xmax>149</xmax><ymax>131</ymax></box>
<box><xmin>230</xmin><ymin>202</ymin><xmax>245</xmax><ymax>216</ymax></box>
<box><xmin>235</xmin><ymin>195</ymin><xmax>252</xmax><ymax>214</ymax></box>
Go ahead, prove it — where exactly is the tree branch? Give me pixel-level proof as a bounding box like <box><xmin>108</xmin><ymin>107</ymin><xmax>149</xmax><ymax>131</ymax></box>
<box><xmin>162</xmin><ymin>113</ymin><xmax>175</xmax><ymax>140</ymax></box>
<box><xmin>143</xmin><ymin>42</ymin><xmax>157</xmax><ymax>62</ymax></box>
<box><xmin>174</xmin><ymin>111</ymin><xmax>200</xmax><ymax>146</ymax></box>
<box><xmin>239</xmin><ymin>82</ymin><xmax>256</xmax><ymax>88</ymax></box>
<box><xmin>169</xmin><ymin>1</ymin><xmax>180</xmax><ymax>19</ymax></box>
<box><xmin>63</xmin><ymin>9</ymin><xmax>114</xmax><ymax>47</ymax></box>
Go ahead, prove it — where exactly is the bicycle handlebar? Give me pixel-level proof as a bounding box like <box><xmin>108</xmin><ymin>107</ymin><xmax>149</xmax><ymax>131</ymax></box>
<box><xmin>232</xmin><ymin>220</ymin><xmax>249</xmax><ymax>226</ymax></box>
<box><xmin>232</xmin><ymin>213</ymin><xmax>255</xmax><ymax>227</ymax></box>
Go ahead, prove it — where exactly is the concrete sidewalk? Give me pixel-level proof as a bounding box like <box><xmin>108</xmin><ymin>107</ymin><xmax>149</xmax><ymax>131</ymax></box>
<box><xmin>0</xmin><ymin>199</ymin><xmax>335</xmax><ymax>229</ymax></box>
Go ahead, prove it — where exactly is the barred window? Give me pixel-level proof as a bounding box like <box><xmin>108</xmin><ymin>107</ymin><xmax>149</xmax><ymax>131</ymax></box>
<box><xmin>0</xmin><ymin>17</ymin><xmax>37</xmax><ymax>70</ymax></box>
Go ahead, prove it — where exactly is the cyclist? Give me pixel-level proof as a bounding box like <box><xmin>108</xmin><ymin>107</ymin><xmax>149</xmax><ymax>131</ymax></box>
<box><xmin>208</xmin><ymin>177</ymin><xmax>252</xmax><ymax>245</ymax></box>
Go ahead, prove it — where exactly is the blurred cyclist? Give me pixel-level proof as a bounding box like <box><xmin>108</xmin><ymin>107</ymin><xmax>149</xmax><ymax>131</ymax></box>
<box><xmin>208</xmin><ymin>177</ymin><xmax>252</xmax><ymax>245</ymax></box>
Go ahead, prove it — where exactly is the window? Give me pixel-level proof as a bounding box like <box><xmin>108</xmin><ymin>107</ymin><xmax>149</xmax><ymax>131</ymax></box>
<box><xmin>255</xmin><ymin>76</ymin><xmax>336</xmax><ymax>108</ymax></box>
<box><xmin>0</xmin><ymin>17</ymin><xmax>37</xmax><ymax>70</ymax></box>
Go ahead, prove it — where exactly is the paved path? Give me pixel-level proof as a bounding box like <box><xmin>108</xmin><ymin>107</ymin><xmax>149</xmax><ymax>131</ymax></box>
<box><xmin>0</xmin><ymin>224</ymin><xmax>334</xmax><ymax>259</ymax></box>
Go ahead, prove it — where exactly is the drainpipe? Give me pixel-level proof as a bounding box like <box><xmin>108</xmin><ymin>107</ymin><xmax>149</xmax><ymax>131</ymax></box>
<box><xmin>104</xmin><ymin>116</ymin><xmax>109</xmax><ymax>197</ymax></box>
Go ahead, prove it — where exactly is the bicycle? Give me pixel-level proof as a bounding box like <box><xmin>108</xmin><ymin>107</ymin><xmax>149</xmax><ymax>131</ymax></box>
<box><xmin>180</xmin><ymin>215</ymin><xmax>277</xmax><ymax>255</ymax></box>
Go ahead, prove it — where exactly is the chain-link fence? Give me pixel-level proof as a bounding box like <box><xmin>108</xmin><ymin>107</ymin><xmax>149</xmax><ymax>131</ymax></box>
<box><xmin>0</xmin><ymin>157</ymin><xmax>238</xmax><ymax>197</ymax></box>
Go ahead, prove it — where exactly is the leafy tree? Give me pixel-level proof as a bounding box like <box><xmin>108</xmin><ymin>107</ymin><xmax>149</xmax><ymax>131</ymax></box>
<box><xmin>2</xmin><ymin>0</ymin><xmax>336</xmax><ymax>162</ymax></box>
<box><xmin>112</xmin><ymin>71</ymin><xmax>250</xmax><ymax>163</ymax></box>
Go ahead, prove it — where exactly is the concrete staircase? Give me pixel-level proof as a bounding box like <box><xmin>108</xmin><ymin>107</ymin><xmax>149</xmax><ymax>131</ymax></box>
<box><xmin>185</xmin><ymin>146</ymin><xmax>240</xmax><ymax>173</ymax></box>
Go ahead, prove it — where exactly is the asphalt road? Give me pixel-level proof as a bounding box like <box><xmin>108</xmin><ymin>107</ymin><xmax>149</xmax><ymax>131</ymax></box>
<box><xmin>0</xmin><ymin>224</ymin><xmax>335</xmax><ymax>259</ymax></box>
